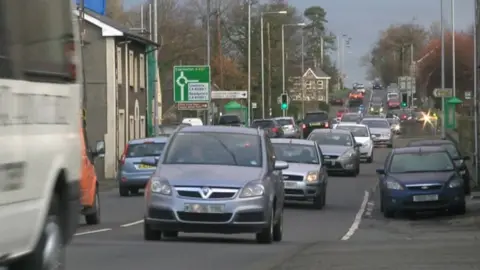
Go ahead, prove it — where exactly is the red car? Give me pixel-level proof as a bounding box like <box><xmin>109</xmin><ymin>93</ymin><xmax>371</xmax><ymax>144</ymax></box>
<box><xmin>336</xmin><ymin>109</ymin><xmax>348</xmax><ymax>119</ymax></box>
<box><xmin>387</xmin><ymin>99</ymin><xmax>400</xmax><ymax>109</ymax></box>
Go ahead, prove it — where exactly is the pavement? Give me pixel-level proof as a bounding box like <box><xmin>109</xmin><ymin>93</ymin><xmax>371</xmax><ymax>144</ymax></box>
<box><xmin>62</xmin><ymin>92</ymin><xmax>480</xmax><ymax>269</ymax></box>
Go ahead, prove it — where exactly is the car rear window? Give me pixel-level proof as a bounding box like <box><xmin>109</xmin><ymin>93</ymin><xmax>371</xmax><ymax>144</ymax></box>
<box><xmin>275</xmin><ymin>119</ymin><xmax>293</xmax><ymax>126</ymax></box>
<box><xmin>341</xmin><ymin>114</ymin><xmax>360</xmax><ymax>122</ymax></box>
<box><xmin>126</xmin><ymin>142</ymin><xmax>166</xmax><ymax>158</ymax></box>
<box><xmin>252</xmin><ymin>120</ymin><xmax>275</xmax><ymax>128</ymax></box>
<box><xmin>219</xmin><ymin>115</ymin><xmax>241</xmax><ymax>124</ymax></box>
<box><xmin>304</xmin><ymin>113</ymin><xmax>328</xmax><ymax>122</ymax></box>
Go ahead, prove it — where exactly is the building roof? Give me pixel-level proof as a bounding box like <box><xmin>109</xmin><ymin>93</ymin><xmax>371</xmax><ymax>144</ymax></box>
<box><xmin>74</xmin><ymin>9</ymin><xmax>158</xmax><ymax>46</ymax></box>
<box><xmin>303</xmin><ymin>67</ymin><xmax>331</xmax><ymax>79</ymax></box>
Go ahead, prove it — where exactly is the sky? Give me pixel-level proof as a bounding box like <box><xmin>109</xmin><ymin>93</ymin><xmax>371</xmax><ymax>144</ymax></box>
<box><xmin>123</xmin><ymin>0</ymin><xmax>474</xmax><ymax>86</ymax></box>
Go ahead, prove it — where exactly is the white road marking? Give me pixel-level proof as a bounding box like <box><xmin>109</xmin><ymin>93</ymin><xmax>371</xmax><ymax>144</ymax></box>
<box><xmin>74</xmin><ymin>228</ymin><xmax>112</xmax><ymax>236</ymax></box>
<box><xmin>121</xmin><ymin>219</ymin><xmax>144</xmax><ymax>227</ymax></box>
<box><xmin>341</xmin><ymin>190</ymin><xmax>370</xmax><ymax>241</ymax></box>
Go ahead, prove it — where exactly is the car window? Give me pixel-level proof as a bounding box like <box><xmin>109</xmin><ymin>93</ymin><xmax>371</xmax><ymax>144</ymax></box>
<box><xmin>336</xmin><ymin>126</ymin><xmax>369</xmax><ymax>137</ymax></box>
<box><xmin>341</xmin><ymin>114</ymin><xmax>360</xmax><ymax>122</ymax></box>
<box><xmin>272</xmin><ymin>143</ymin><xmax>319</xmax><ymax>164</ymax></box>
<box><xmin>361</xmin><ymin>120</ymin><xmax>390</xmax><ymax>128</ymax></box>
<box><xmin>126</xmin><ymin>142</ymin><xmax>166</xmax><ymax>158</ymax></box>
<box><xmin>304</xmin><ymin>113</ymin><xmax>328</xmax><ymax>122</ymax></box>
<box><xmin>389</xmin><ymin>152</ymin><xmax>454</xmax><ymax>173</ymax></box>
<box><xmin>308</xmin><ymin>133</ymin><xmax>353</xmax><ymax>146</ymax></box>
<box><xmin>265</xmin><ymin>136</ymin><xmax>275</xmax><ymax>170</ymax></box>
<box><xmin>275</xmin><ymin>118</ymin><xmax>293</xmax><ymax>126</ymax></box>
<box><xmin>164</xmin><ymin>132</ymin><xmax>262</xmax><ymax>167</ymax></box>
<box><xmin>252</xmin><ymin>120</ymin><xmax>275</xmax><ymax>128</ymax></box>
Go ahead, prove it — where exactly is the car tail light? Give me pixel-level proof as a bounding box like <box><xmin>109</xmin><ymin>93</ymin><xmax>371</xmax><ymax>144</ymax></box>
<box><xmin>64</xmin><ymin>40</ymin><xmax>76</xmax><ymax>81</ymax></box>
<box><xmin>120</xmin><ymin>144</ymin><xmax>129</xmax><ymax>164</ymax></box>
<box><xmin>324</xmin><ymin>122</ymin><xmax>329</xmax><ymax>128</ymax></box>
<box><xmin>302</xmin><ymin>124</ymin><xmax>306</xmax><ymax>129</ymax></box>
<box><xmin>272</xmin><ymin>127</ymin><xmax>278</xmax><ymax>133</ymax></box>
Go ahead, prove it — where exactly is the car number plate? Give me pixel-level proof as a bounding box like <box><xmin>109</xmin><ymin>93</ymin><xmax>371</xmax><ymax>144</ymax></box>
<box><xmin>137</xmin><ymin>164</ymin><xmax>155</xmax><ymax>169</ymax></box>
<box><xmin>413</xmin><ymin>194</ymin><xmax>439</xmax><ymax>202</ymax></box>
<box><xmin>284</xmin><ymin>181</ymin><xmax>297</xmax><ymax>188</ymax></box>
<box><xmin>184</xmin><ymin>203</ymin><xmax>225</xmax><ymax>213</ymax></box>
<box><xmin>310</xmin><ymin>122</ymin><xmax>323</xmax><ymax>126</ymax></box>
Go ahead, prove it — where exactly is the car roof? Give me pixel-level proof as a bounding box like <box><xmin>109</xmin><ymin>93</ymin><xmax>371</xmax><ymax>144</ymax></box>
<box><xmin>392</xmin><ymin>146</ymin><xmax>448</xmax><ymax>154</ymax></box>
<box><xmin>271</xmin><ymin>138</ymin><xmax>316</xmax><ymax>146</ymax></box>
<box><xmin>306</xmin><ymin>110</ymin><xmax>328</xmax><ymax>114</ymax></box>
<box><xmin>362</xmin><ymin>117</ymin><xmax>387</xmax><ymax>121</ymax></box>
<box><xmin>178</xmin><ymin>125</ymin><xmax>260</xmax><ymax>135</ymax></box>
<box><xmin>128</xmin><ymin>136</ymin><xmax>169</xmax><ymax>144</ymax></box>
<box><xmin>253</xmin><ymin>118</ymin><xmax>276</xmax><ymax>122</ymax></box>
<box><xmin>273</xmin><ymin>116</ymin><xmax>293</xmax><ymax>120</ymax></box>
<box><xmin>407</xmin><ymin>139</ymin><xmax>453</xmax><ymax>146</ymax></box>
<box><xmin>310</xmin><ymin>129</ymin><xmax>352</xmax><ymax>135</ymax></box>
<box><xmin>336</xmin><ymin>123</ymin><xmax>368</xmax><ymax>128</ymax></box>
<box><xmin>343</xmin><ymin>112</ymin><xmax>360</xmax><ymax>116</ymax></box>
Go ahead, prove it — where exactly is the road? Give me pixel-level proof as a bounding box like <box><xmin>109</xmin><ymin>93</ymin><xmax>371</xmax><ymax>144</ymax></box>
<box><xmin>64</xmin><ymin>91</ymin><xmax>480</xmax><ymax>269</ymax></box>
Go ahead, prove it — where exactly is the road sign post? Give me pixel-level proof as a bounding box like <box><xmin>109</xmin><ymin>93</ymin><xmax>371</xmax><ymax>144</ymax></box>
<box><xmin>173</xmin><ymin>65</ymin><xmax>211</xmax><ymax>109</ymax></box>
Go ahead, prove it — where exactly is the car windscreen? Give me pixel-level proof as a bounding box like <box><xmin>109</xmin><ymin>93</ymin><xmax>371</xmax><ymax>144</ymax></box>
<box><xmin>126</xmin><ymin>142</ymin><xmax>166</xmax><ymax>158</ymax></box>
<box><xmin>163</xmin><ymin>132</ymin><xmax>262</xmax><ymax>167</ymax></box>
<box><xmin>408</xmin><ymin>143</ymin><xmax>459</xmax><ymax>158</ymax></box>
<box><xmin>341</xmin><ymin>114</ymin><xmax>360</xmax><ymax>122</ymax></box>
<box><xmin>336</xmin><ymin>126</ymin><xmax>369</xmax><ymax>137</ymax></box>
<box><xmin>308</xmin><ymin>132</ymin><xmax>353</xmax><ymax>147</ymax></box>
<box><xmin>251</xmin><ymin>120</ymin><xmax>275</xmax><ymax>128</ymax></box>
<box><xmin>272</xmin><ymin>143</ymin><xmax>319</xmax><ymax>164</ymax></box>
<box><xmin>304</xmin><ymin>113</ymin><xmax>328</xmax><ymax>122</ymax></box>
<box><xmin>275</xmin><ymin>119</ymin><xmax>293</xmax><ymax>126</ymax></box>
<box><xmin>389</xmin><ymin>152</ymin><xmax>454</xmax><ymax>173</ymax></box>
<box><xmin>219</xmin><ymin>115</ymin><xmax>240</xmax><ymax>124</ymax></box>
<box><xmin>361</xmin><ymin>120</ymin><xmax>390</xmax><ymax>128</ymax></box>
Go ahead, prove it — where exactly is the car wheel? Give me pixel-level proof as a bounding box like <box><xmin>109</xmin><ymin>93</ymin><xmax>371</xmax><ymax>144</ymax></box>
<box><xmin>85</xmin><ymin>187</ymin><xmax>101</xmax><ymax>225</ymax></box>
<box><xmin>387</xmin><ymin>143</ymin><xmax>393</xmax><ymax>148</ymax></box>
<box><xmin>313</xmin><ymin>194</ymin><xmax>324</xmax><ymax>209</ymax></box>
<box><xmin>322</xmin><ymin>185</ymin><xmax>327</xmax><ymax>206</ymax></box>
<box><xmin>272</xmin><ymin>211</ymin><xmax>283</xmax><ymax>242</ymax></box>
<box><xmin>130</xmin><ymin>188</ymin><xmax>139</xmax><ymax>195</ymax></box>
<box><xmin>451</xmin><ymin>203</ymin><xmax>466</xmax><ymax>215</ymax></box>
<box><xmin>163</xmin><ymin>231</ymin><xmax>179</xmax><ymax>238</ymax></box>
<box><xmin>355</xmin><ymin>164</ymin><xmax>360</xmax><ymax>176</ymax></box>
<box><xmin>366</xmin><ymin>152</ymin><xmax>374</xmax><ymax>163</ymax></box>
<box><xmin>256</xmin><ymin>208</ymin><xmax>274</xmax><ymax>244</ymax></box>
<box><xmin>380</xmin><ymin>195</ymin><xmax>384</xmax><ymax>213</ymax></box>
<box><xmin>119</xmin><ymin>187</ymin><xmax>129</xmax><ymax>197</ymax></box>
<box><xmin>144</xmin><ymin>220</ymin><xmax>162</xmax><ymax>241</ymax></box>
<box><xmin>8</xmin><ymin>194</ymin><xmax>65</xmax><ymax>270</ymax></box>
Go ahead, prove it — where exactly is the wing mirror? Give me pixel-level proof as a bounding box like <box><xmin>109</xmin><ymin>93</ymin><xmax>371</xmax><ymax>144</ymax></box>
<box><xmin>140</xmin><ymin>157</ymin><xmax>159</xmax><ymax>167</ymax></box>
<box><xmin>95</xmin><ymin>140</ymin><xmax>105</xmax><ymax>155</ymax></box>
<box><xmin>355</xmin><ymin>143</ymin><xmax>363</xmax><ymax>147</ymax></box>
<box><xmin>376</xmin><ymin>168</ymin><xmax>385</xmax><ymax>174</ymax></box>
<box><xmin>274</xmin><ymin>160</ymin><xmax>289</xmax><ymax>170</ymax></box>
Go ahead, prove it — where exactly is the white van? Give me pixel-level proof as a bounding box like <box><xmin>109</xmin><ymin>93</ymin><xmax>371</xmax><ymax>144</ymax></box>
<box><xmin>0</xmin><ymin>1</ymin><xmax>81</xmax><ymax>269</ymax></box>
<box><xmin>182</xmin><ymin>118</ymin><xmax>204</xmax><ymax>126</ymax></box>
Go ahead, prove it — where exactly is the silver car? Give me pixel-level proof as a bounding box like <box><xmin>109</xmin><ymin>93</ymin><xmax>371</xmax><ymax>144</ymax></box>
<box><xmin>142</xmin><ymin>126</ymin><xmax>288</xmax><ymax>244</ymax></box>
<box><xmin>273</xmin><ymin>117</ymin><xmax>300</xmax><ymax>138</ymax></box>
<box><xmin>307</xmin><ymin>129</ymin><xmax>361</xmax><ymax>177</ymax></box>
<box><xmin>360</xmin><ymin>118</ymin><xmax>393</xmax><ymax>148</ymax></box>
<box><xmin>271</xmin><ymin>138</ymin><xmax>328</xmax><ymax>209</ymax></box>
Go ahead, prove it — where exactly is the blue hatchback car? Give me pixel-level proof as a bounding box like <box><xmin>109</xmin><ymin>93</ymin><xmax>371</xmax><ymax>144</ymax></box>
<box><xmin>118</xmin><ymin>137</ymin><xmax>168</xmax><ymax>196</ymax></box>
<box><xmin>376</xmin><ymin>146</ymin><xmax>466</xmax><ymax>218</ymax></box>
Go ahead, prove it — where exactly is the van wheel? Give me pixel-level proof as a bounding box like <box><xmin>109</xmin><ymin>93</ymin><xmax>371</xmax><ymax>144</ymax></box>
<box><xmin>85</xmin><ymin>188</ymin><xmax>100</xmax><ymax>225</ymax></box>
<box><xmin>8</xmin><ymin>195</ymin><xmax>65</xmax><ymax>270</ymax></box>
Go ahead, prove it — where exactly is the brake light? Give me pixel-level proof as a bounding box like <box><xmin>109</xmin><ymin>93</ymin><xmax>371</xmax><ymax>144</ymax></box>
<box><xmin>120</xmin><ymin>144</ymin><xmax>129</xmax><ymax>164</ymax></box>
<box><xmin>302</xmin><ymin>124</ymin><xmax>306</xmax><ymax>129</ymax></box>
<box><xmin>64</xmin><ymin>40</ymin><xmax>76</xmax><ymax>80</ymax></box>
<box><xmin>272</xmin><ymin>127</ymin><xmax>278</xmax><ymax>133</ymax></box>
<box><xmin>325</xmin><ymin>122</ymin><xmax>329</xmax><ymax>128</ymax></box>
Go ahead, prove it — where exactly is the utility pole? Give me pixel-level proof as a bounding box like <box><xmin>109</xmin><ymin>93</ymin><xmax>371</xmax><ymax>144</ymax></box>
<box><xmin>440</xmin><ymin>0</ymin><xmax>446</xmax><ymax>138</ymax></box>
<box><xmin>474</xmin><ymin>0</ymin><xmax>480</xmax><ymax>184</ymax></box>
<box><xmin>216</xmin><ymin>8</ymin><xmax>223</xmax><ymax>88</ymax></box>
<box><xmin>206</xmin><ymin>0</ymin><xmax>211</xmax><ymax>124</ymax></box>
<box><xmin>247</xmin><ymin>0</ymin><xmax>252</xmax><ymax>124</ymax></box>
<box><xmin>153</xmin><ymin>0</ymin><xmax>159</xmax><ymax>133</ymax></box>
<box><xmin>452</xmin><ymin>0</ymin><xmax>456</xmax><ymax>97</ymax></box>
<box><xmin>79</xmin><ymin>0</ymin><xmax>87</xmax><ymax>130</ymax></box>
<box><xmin>267</xmin><ymin>22</ymin><xmax>272</xmax><ymax>117</ymax></box>
<box><xmin>320</xmin><ymin>36</ymin><xmax>324</xmax><ymax>66</ymax></box>
<box><xmin>301</xmin><ymin>29</ymin><xmax>305</xmax><ymax>116</ymax></box>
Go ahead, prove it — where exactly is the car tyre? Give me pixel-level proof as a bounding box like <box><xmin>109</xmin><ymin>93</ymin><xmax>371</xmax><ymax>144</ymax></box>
<box><xmin>387</xmin><ymin>143</ymin><xmax>393</xmax><ymax>148</ymax></box>
<box><xmin>366</xmin><ymin>152</ymin><xmax>374</xmax><ymax>163</ymax></box>
<box><xmin>8</xmin><ymin>194</ymin><xmax>65</xmax><ymax>270</ymax></box>
<box><xmin>163</xmin><ymin>231</ymin><xmax>179</xmax><ymax>238</ymax></box>
<box><xmin>85</xmin><ymin>187</ymin><xmax>101</xmax><ymax>225</ymax></box>
<box><xmin>313</xmin><ymin>194</ymin><xmax>324</xmax><ymax>209</ymax></box>
<box><xmin>130</xmin><ymin>188</ymin><xmax>139</xmax><ymax>195</ymax></box>
<box><xmin>144</xmin><ymin>221</ymin><xmax>162</xmax><ymax>241</ymax></box>
<box><xmin>272</xmin><ymin>211</ymin><xmax>283</xmax><ymax>242</ymax></box>
<box><xmin>451</xmin><ymin>203</ymin><xmax>466</xmax><ymax>215</ymax></box>
<box><xmin>119</xmin><ymin>187</ymin><xmax>129</xmax><ymax>197</ymax></box>
<box><xmin>256</xmin><ymin>208</ymin><xmax>274</xmax><ymax>244</ymax></box>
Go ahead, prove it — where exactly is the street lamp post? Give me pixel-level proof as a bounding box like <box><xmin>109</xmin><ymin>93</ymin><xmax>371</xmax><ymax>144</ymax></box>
<box><xmin>281</xmin><ymin>23</ymin><xmax>306</xmax><ymax>117</ymax></box>
<box><xmin>452</xmin><ymin>0</ymin><xmax>456</xmax><ymax>97</ymax></box>
<box><xmin>247</xmin><ymin>0</ymin><xmax>251</xmax><ymax>125</ymax></box>
<box><xmin>441</xmin><ymin>0</ymin><xmax>446</xmax><ymax>138</ymax></box>
<box><xmin>301</xmin><ymin>29</ymin><xmax>305</xmax><ymax>116</ymax></box>
<box><xmin>261</xmin><ymin>11</ymin><xmax>287</xmax><ymax>119</ymax></box>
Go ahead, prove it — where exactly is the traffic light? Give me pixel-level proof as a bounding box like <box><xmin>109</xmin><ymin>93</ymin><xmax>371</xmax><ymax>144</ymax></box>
<box><xmin>401</xmin><ymin>102</ymin><xmax>407</xmax><ymax>108</ymax></box>
<box><xmin>280</xmin><ymin>93</ymin><xmax>288</xmax><ymax>110</ymax></box>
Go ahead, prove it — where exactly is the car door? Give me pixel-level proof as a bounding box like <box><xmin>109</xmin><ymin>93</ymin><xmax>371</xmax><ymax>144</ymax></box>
<box><xmin>316</xmin><ymin>142</ymin><xmax>328</xmax><ymax>184</ymax></box>
<box><xmin>265</xmin><ymin>135</ymin><xmax>283</xmax><ymax>209</ymax></box>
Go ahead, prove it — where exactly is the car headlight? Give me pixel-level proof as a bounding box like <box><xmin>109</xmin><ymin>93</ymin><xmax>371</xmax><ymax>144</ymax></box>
<box><xmin>385</xmin><ymin>179</ymin><xmax>403</xmax><ymax>190</ymax></box>
<box><xmin>370</xmin><ymin>107</ymin><xmax>374</xmax><ymax>111</ymax></box>
<box><xmin>151</xmin><ymin>179</ymin><xmax>172</xmax><ymax>195</ymax></box>
<box><xmin>339</xmin><ymin>149</ymin><xmax>355</xmax><ymax>160</ymax></box>
<box><xmin>239</xmin><ymin>181</ymin><xmax>265</xmax><ymax>198</ymax></box>
<box><xmin>379</xmin><ymin>107</ymin><xmax>384</xmax><ymax>112</ymax></box>
<box><xmin>363</xmin><ymin>141</ymin><xmax>372</xmax><ymax>147</ymax></box>
<box><xmin>393</xmin><ymin>125</ymin><xmax>400</xmax><ymax>130</ymax></box>
<box><xmin>454</xmin><ymin>160</ymin><xmax>463</xmax><ymax>167</ymax></box>
<box><xmin>305</xmin><ymin>171</ymin><xmax>318</xmax><ymax>183</ymax></box>
<box><xmin>383</xmin><ymin>132</ymin><xmax>391</xmax><ymax>137</ymax></box>
<box><xmin>448</xmin><ymin>178</ymin><xmax>463</xmax><ymax>188</ymax></box>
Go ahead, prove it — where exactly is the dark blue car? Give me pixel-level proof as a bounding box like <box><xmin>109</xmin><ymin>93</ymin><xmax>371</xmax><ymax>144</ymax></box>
<box><xmin>376</xmin><ymin>146</ymin><xmax>465</xmax><ymax>218</ymax></box>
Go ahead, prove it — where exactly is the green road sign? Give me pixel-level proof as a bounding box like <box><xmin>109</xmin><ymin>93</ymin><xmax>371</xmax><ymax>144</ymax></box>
<box><xmin>173</xmin><ymin>65</ymin><xmax>211</xmax><ymax>103</ymax></box>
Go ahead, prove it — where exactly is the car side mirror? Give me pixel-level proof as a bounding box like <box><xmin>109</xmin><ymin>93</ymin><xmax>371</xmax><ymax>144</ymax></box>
<box><xmin>95</xmin><ymin>140</ymin><xmax>105</xmax><ymax>155</ymax></box>
<box><xmin>376</xmin><ymin>168</ymin><xmax>385</xmax><ymax>175</ymax></box>
<box><xmin>463</xmin><ymin>156</ymin><xmax>470</xmax><ymax>161</ymax></box>
<box><xmin>274</xmin><ymin>160</ymin><xmax>289</xmax><ymax>170</ymax></box>
<box><xmin>355</xmin><ymin>143</ymin><xmax>362</xmax><ymax>147</ymax></box>
<box><xmin>140</xmin><ymin>157</ymin><xmax>158</xmax><ymax>167</ymax></box>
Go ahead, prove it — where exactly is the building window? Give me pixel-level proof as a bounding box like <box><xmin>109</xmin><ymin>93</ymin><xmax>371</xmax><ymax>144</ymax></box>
<box><xmin>133</xmin><ymin>55</ymin><xmax>138</xmax><ymax>92</ymax></box>
<box><xmin>129</xmin><ymin>115</ymin><xmax>134</xmax><ymax>140</ymax></box>
<box><xmin>118</xmin><ymin>109</ymin><xmax>125</xmax><ymax>155</ymax></box>
<box><xmin>134</xmin><ymin>99</ymin><xmax>140</xmax><ymax>137</ymax></box>
<box><xmin>139</xmin><ymin>54</ymin><xmax>145</xmax><ymax>89</ymax></box>
<box><xmin>116</xmin><ymin>47</ymin><xmax>122</xmax><ymax>84</ymax></box>
<box><xmin>317</xmin><ymin>80</ymin><xmax>324</xmax><ymax>89</ymax></box>
<box><xmin>305</xmin><ymin>80</ymin><xmax>312</xmax><ymax>89</ymax></box>
<box><xmin>140</xmin><ymin>116</ymin><xmax>145</xmax><ymax>138</ymax></box>
<box><xmin>128</xmin><ymin>50</ymin><xmax>133</xmax><ymax>86</ymax></box>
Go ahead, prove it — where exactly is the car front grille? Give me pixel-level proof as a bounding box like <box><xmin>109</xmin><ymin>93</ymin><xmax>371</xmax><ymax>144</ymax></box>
<box><xmin>175</xmin><ymin>187</ymin><xmax>238</xmax><ymax>199</ymax></box>
<box><xmin>406</xmin><ymin>184</ymin><xmax>443</xmax><ymax>191</ymax></box>
<box><xmin>323</xmin><ymin>155</ymin><xmax>339</xmax><ymax>159</ymax></box>
<box><xmin>282</xmin><ymin>174</ymin><xmax>304</xmax><ymax>181</ymax></box>
<box><xmin>177</xmin><ymin>212</ymin><xmax>232</xmax><ymax>222</ymax></box>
